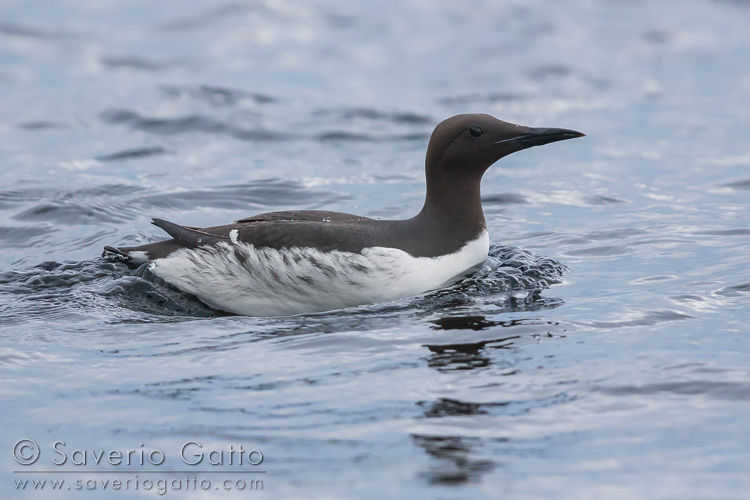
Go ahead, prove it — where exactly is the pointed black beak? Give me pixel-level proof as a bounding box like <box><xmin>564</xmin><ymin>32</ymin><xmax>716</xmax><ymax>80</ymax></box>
<box><xmin>498</xmin><ymin>127</ymin><xmax>585</xmax><ymax>148</ymax></box>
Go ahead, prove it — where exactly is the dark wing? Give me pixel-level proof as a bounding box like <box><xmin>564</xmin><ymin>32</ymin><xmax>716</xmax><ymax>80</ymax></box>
<box><xmin>235</xmin><ymin>210</ymin><xmax>370</xmax><ymax>224</ymax></box>
<box><xmin>103</xmin><ymin>210</ymin><xmax>393</xmax><ymax>264</ymax></box>
<box><xmin>150</xmin><ymin>218</ymin><xmax>229</xmax><ymax>248</ymax></box>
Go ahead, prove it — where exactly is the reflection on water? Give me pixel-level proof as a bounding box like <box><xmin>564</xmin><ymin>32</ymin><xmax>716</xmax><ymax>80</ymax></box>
<box><xmin>412</xmin><ymin>435</ymin><xmax>495</xmax><ymax>485</ymax></box>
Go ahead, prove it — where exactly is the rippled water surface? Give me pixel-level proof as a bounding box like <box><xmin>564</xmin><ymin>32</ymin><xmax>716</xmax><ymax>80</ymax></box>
<box><xmin>1</xmin><ymin>1</ymin><xmax>749</xmax><ymax>498</ymax></box>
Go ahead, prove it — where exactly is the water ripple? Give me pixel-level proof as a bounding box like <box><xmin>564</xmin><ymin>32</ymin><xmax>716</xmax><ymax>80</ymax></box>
<box><xmin>100</xmin><ymin>109</ymin><xmax>287</xmax><ymax>141</ymax></box>
<box><xmin>722</xmin><ymin>179</ymin><xmax>750</xmax><ymax>190</ymax></box>
<box><xmin>100</xmin><ymin>56</ymin><xmax>180</xmax><ymax>71</ymax></box>
<box><xmin>96</xmin><ymin>146</ymin><xmax>168</xmax><ymax>162</ymax></box>
<box><xmin>1</xmin><ymin>180</ymin><xmax>351</xmax><ymax>227</ymax></box>
<box><xmin>577</xmin><ymin>309</ymin><xmax>695</xmax><ymax>329</ymax></box>
<box><xmin>594</xmin><ymin>381</ymin><xmax>750</xmax><ymax>401</ymax></box>
<box><xmin>160</xmin><ymin>85</ymin><xmax>278</xmax><ymax>106</ymax></box>
<box><xmin>314</xmin><ymin>107</ymin><xmax>432</xmax><ymax>124</ymax></box>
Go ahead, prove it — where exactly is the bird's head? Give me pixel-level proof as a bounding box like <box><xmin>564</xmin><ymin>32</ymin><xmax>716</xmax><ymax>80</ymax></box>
<box><xmin>425</xmin><ymin>113</ymin><xmax>584</xmax><ymax>178</ymax></box>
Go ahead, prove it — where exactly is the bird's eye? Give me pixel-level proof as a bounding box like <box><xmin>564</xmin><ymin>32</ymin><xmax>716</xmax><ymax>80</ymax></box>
<box><xmin>469</xmin><ymin>126</ymin><xmax>483</xmax><ymax>137</ymax></box>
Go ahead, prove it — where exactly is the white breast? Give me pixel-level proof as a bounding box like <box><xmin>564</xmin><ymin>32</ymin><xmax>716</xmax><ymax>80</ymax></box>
<box><xmin>150</xmin><ymin>231</ymin><xmax>490</xmax><ymax>316</ymax></box>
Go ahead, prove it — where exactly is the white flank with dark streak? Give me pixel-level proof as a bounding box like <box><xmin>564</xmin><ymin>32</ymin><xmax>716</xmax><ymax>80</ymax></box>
<box><xmin>127</xmin><ymin>251</ymin><xmax>151</xmax><ymax>265</ymax></box>
<box><xmin>149</xmin><ymin>231</ymin><xmax>489</xmax><ymax>316</ymax></box>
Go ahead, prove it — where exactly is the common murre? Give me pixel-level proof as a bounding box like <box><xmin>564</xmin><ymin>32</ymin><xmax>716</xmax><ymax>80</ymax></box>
<box><xmin>104</xmin><ymin>114</ymin><xmax>584</xmax><ymax>316</ymax></box>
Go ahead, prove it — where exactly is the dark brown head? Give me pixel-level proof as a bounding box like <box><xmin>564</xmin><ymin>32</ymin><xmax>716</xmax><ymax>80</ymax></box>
<box><xmin>416</xmin><ymin>114</ymin><xmax>584</xmax><ymax>228</ymax></box>
<box><xmin>425</xmin><ymin>113</ymin><xmax>584</xmax><ymax>178</ymax></box>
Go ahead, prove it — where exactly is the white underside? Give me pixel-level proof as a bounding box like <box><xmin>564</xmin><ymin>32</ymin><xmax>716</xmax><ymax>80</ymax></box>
<box><xmin>149</xmin><ymin>231</ymin><xmax>490</xmax><ymax>316</ymax></box>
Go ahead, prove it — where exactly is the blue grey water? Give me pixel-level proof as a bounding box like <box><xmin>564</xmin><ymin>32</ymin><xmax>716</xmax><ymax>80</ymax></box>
<box><xmin>1</xmin><ymin>1</ymin><xmax>749</xmax><ymax>498</ymax></box>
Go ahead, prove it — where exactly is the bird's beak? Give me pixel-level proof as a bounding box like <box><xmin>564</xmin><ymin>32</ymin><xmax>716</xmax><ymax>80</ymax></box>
<box><xmin>497</xmin><ymin>127</ymin><xmax>585</xmax><ymax>148</ymax></box>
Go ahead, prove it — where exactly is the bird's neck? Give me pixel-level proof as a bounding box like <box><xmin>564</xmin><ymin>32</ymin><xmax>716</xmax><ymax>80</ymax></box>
<box><xmin>414</xmin><ymin>170</ymin><xmax>487</xmax><ymax>238</ymax></box>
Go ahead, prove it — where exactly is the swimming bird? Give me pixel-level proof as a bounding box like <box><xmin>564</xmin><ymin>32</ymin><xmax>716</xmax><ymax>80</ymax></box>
<box><xmin>104</xmin><ymin>114</ymin><xmax>583</xmax><ymax>316</ymax></box>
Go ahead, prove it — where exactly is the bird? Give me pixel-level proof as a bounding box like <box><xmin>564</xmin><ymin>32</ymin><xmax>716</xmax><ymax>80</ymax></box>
<box><xmin>104</xmin><ymin>114</ymin><xmax>584</xmax><ymax>316</ymax></box>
